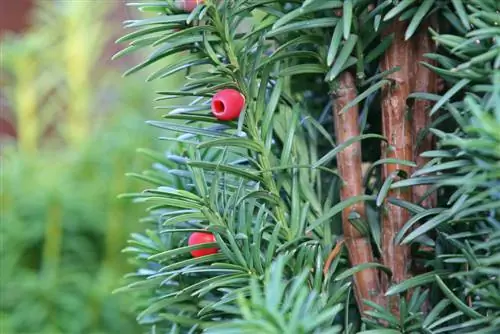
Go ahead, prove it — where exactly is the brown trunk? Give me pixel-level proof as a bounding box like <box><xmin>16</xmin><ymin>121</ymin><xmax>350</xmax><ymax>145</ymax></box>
<box><xmin>411</xmin><ymin>20</ymin><xmax>438</xmax><ymax>208</ymax></box>
<box><xmin>410</xmin><ymin>19</ymin><xmax>439</xmax><ymax>314</ymax></box>
<box><xmin>332</xmin><ymin>71</ymin><xmax>383</xmax><ymax>314</ymax></box>
<box><xmin>379</xmin><ymin>21</ymin><xmax>413</xmax><ymax>314</ymax></box>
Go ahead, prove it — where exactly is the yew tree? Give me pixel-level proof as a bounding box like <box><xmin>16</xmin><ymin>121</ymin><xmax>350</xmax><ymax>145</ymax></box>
<box><xmin>116</xmin><ymin>0</ymin><xmax>500</xmax><ymax>333</ymax></box>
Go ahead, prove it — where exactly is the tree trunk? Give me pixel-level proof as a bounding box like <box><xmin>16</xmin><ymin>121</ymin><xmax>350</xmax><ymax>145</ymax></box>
<box><xmin>412</xmin><ymin>20</ymin><xmax>438</xmax><ymax>208</ymax></box>
<box><xmin>332</xmin><ymin>71</ymin><xmax>383</xmax><ymax>314</ymax></box>
<box><xmin>379</xmin><ymin>21</ymin><xmax>413</xmax><ymax>314</ymax></box>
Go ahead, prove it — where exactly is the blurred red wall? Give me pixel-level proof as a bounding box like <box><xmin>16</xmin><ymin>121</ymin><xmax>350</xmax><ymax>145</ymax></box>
<box><xmin>1</xmin><ymin>0</ymin><xmax>34</xmax><ymax>139</ymax></box>
<box><xmin>0</xmin><ymin>1</ymin><xmax>132</xmax><ymax>141</ymax></box>
<box><xmin>0</xmin><ymin>0</ymin><xmax>34</xmax><ymax>35</ymax></box>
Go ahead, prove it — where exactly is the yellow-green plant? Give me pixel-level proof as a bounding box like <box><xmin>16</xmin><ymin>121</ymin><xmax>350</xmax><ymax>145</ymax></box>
<box><xmin>61</xmin><ymin>2</ymin><xmax>110</xmax><ymax>147</ymax></box>
<box><xmin>2</xmin><ymin>1</ymin><xmax>113</xmax><ymax>150</ymax></box>
<box><xmin>0</xmin><ymin>1</ymin><xmax>164</xmax><ymax>333</ymax></box>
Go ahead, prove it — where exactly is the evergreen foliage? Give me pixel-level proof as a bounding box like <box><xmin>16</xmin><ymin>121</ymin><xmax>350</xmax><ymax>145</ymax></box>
<box><xmin>117</xmin><ymin>1</ymin><xmax>499</xmax><ymax>333</ymax></box>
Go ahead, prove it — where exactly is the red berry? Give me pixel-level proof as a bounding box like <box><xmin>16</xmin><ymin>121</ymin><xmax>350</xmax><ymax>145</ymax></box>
<box><xmin>188</xmin><ymin>232</ymin><xmax>218</xmax><ymax>257</ymax></box>
<box><xmin>182</xmin><ymin>0</ymin><xmax>204</xmax><ymax>12</ymax></box>
<box><xmin>211</xmin><ymin>89</ymin><xmax>245</xmax><ymax>121</ymax></box>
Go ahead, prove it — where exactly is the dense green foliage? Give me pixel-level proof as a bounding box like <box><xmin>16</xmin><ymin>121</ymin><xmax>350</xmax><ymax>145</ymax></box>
<box><xmin>118</xmin><ymin>0</ymin><xmax>499</xmax><ymax>333</ymax></box>
<box><xmin>0</xmin><ymin>2</ymin><xmax>162</xmax><ymax>333</ymax></box>
<box><xmin>1</xmin><ymin>115</ymin><xmax>148</xmax><ymax>333</ymax></box>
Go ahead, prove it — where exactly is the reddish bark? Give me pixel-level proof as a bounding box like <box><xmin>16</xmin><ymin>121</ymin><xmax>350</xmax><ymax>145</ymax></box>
<box><xmin>323</xmin><ymin>239</ymin><xmax>344</xmax><ymax>275</ymax></box>
<box><xmin>333</xmin><ymin>71</ymin><xmax>383</xmax><ymax>314</ymax></box>
<box><xmin>411</xmin><ymin>20</ymin><xmax>438</xmax><ymax>208</ymax></box>
<box><xmin>379</xmin><ymin>21</ymin><xmax>413</xmax><ymax>313</ymax></box>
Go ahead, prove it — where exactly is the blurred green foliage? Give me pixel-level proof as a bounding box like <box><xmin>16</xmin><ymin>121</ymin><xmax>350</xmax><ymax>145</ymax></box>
<box><xmin>0</xmin><ymin>115</ymin><xmax>150</xmax><ymax>334</ymax></box>
<box><xmin>0</xmin><ymin>1</ymin><xmax>168</xmax><ymax>333</ymax></box>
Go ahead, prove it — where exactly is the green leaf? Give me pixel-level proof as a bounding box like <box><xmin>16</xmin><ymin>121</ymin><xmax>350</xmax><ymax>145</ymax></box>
<box><xmin>385</xmin><ymin>270</ymin><xmax>449</xmax><ymax>296</ymax></box>
<box><xmin>198</xmin><ymin>138</ymin><xmax>263</xmax><ymax>152</ymax></box>
<box><xmin>454</xmin><ymin>48</ymin><xmax>500</xmax><ymax>71</ymax></box>
<box><xmin>343</xmin><ymin>0</ymin><xmax>353</xmax><ymax>40</ymax></box>
<box><xmin>423</xmin><ymin>299</ymin><xmax>452</xmax><ymax>327</ymax></box>
<box><xmin>376</xmin><ymin>170</ymin><xmax>399</xmax><ymax>207</ymax></box>
<box><xmin>327</xmin><ymin>34</ymin><xmax>358</xmax><ymax>81</ymax></box>
<box><xmin>149</xmin><ymin>243</ymin><xmax>218</xmax><ymax>260</ymax></box>
<box><xmin>451</xmin><ymin>0</ymin><xmax>470</xmax><ymax>30</ymax></box>
<box><xmin>313</xmin><ymin>134</ymin><xmax>386</xmax><ymax>167</ymax></box>
<box><xmin>124</xmin><ymin>14</ymin><xmax>189</xmax><ymax>28</ymax></box>
<box><xmin>162</xmin><ymin>211</ymin><xmax>205</xmax><ymax>226</ymax></box>
<box><xmin>262</xmin><ymin>75</ymin><xmax>283</xmax><ymax>139</ymax></box>
<box><xmin>327</xmin><ymin>20</ymin><xmax>344</xmax><ymax>66</ymax></box>
<box><xmin>157</xmin><ymin>313</ymin><xmax>209</xmax><ymax>327</ymax></box>
<box><xmin>336</xmin><ymin>263</ymin><xmax>392</xmax><ymax>281</ymax></box>
<box><xmin>384</xmin><ymin>0</ymin><xmax>416</xmax><ymax>21</ymax></box>
<box><xmin>272</xmin><ymin>1</ymin><xmax>342</xmax><ymax>29</ymax></box>
<box><xmin>147</xmin><ymin>55</ymin><xmax>210</xmax><ymax>81</ymax></box>
<box><xmin>435</xmin><ymin>275</ymin><xmax>484</xmax><ymax>319</ymax></box>
<box><xmin>236</xmin><ymin>190</ymin><xmax>281</xmax><ymax>207</ymax></box>
<box><xmin>405</xmin><ymin>0</ymin><xmax>434</xmax><ymax>40</ymax></box>
<box><xmin>362</xmin><ymin>66</ymin><xmax>400</xmax><ymax>86</ymax></box>
<box><xmin>358</xmin><ymin>329</ymin><xmax>402</xmax><ymax>334</ymax></box>
<box><xmin>307</xmin><ymin>195</ymin><xmax>376</xmax><ymax>232</ymax></box>
<box><xmin>280</xmin><ymin>105</ymin><xmax>300</xmax><ymax>166</ymax></box>
<box><xmin>455</xmin><ymin>200</ymin><xmax>500</xmax><ymax>219</ymax></box>
<box><xmin>363</xmin><ymin>158</ymin><xmax>416</xmax><ymax>184</ymax></box>
<box><xmin>426</xmin><ymin>311</ymin><xmax>464</xmax><ymax>331</ymax></box>
<box><xmin>152</xmin><ymin>25</ymin><xmax>216</xmax><ymax>46</ymax></box>
<box><xmin>365</xmin><ymin>34</ymin><xmax>394</xmax><ymax>63</ymax></box>
<box><xmin>259</xmin><ymin>51</ymin><xmax>321</xmax><ymax>70</ymax></box>
<box><xmin>115</xmin><ymin>25</ymin><xmax>170</xmax><ymax>44</ymax></box>
<box><xmin>348</xmin><ymin>211</ymin><xmax>370</xmax><ymax>236</ymax></box>
<box><xmin>147</xmin><ymin>121</ymin><xmax>234</xmax><ymax>138</ymax></box>
<box><xmin>387</xmin><ymin>198</ymin><xmax>425</xmax><ymax>215</ymax></box>
<box><xmin>412</xmin><ymin>160</ymin><xmax>470</xmax><ymax>176</ymax></box>
<box><xmin>394</xmin><ymin>208</ymin><xmax>444</xmax><ymax>244</ymax></box>
<box><xmin>279</xmin><ymin>64</ymin><xmax>326</xmax><ymax>77</ymax></box>
<box><xmin>112</xmin><ymin>44</ymin><xmax>143</xmax><ymax>60</ymax></box>
<box><xmin>340</xmin><ymin>80</ymin><xmax>389</xmax><ymax>114</ymax></box>
<box><xmin>374</xmin><ymin>14</ymin><xmax>382</xmax><ymax>31</ymax></box>
<box><xmin>187</xmin><ymin>161</ymin><xmax>263</xmax><ymax>182</ymax></box>
<box><xmin>267</xmin><ymin>18</ymin><xmax>339</xmax><ymax>38</ymax></box>
<box><xmin>431</xmin><ymin>79</ymin><xmax>471</xmax><ymax>115</ymax></box>
<box><xmin>400</xmin><ymin>211</ymin><xmax>452</xmax><ymax>244</ymax></box>
<box><xmin>148</xmin><ymin>186</ymin><xmax>202</xmax><ymax>201</ymax></box>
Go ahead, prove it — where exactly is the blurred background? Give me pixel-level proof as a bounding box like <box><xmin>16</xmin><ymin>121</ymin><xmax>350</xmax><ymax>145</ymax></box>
<box><xmin>0</xmin><ymin>1</ymin><xmax>172</xmax><ymax>333</ymax></box>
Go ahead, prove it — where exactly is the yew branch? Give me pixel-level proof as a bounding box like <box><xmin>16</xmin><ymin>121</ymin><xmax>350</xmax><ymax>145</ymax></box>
<box><xmin>332</xmin><ymin>71</ymin><xmax>382</xmax><ymax>314</ymax></box>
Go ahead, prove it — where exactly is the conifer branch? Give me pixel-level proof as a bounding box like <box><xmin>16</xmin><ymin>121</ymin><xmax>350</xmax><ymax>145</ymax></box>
<box><xmin>209</xmin><ymin>4</ymin><xmax>291</xmax><ymax>238</ymax></box>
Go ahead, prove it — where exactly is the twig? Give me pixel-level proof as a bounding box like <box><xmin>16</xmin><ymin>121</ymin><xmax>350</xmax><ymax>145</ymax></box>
<box><xmin>323</xmin><ymin>239</ymin><xmax>345</xmax><ymax>275</ymax></box>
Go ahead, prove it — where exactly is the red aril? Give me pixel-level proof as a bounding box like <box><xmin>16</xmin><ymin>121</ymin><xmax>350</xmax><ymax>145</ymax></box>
<box><xmin>188</xmin><ymin>232</ymin><xmax>218</xmax><ymax>257</ymax></box>
<box><xmin>211</xmin><ymin>89</ymin><xmax>245</xmax><ymax>121</ymax></box>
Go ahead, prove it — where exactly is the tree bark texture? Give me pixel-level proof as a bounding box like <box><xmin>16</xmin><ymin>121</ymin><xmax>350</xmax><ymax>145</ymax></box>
<box><xmin>411</xmin><ymin>20</ymin><xmax>438</xmax><ymax>208</ymax></box>
<box><xmin>379</xmin><ymin>21</ymin><xmax>413</xmax><ymax>312</ymax></box>
<box><xmin>332</xmin><ymin>71</ymin><xmax>383</xmax><ymax>314</ymax></box>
